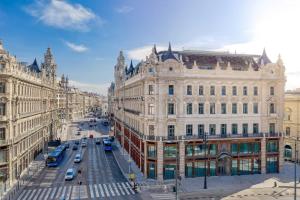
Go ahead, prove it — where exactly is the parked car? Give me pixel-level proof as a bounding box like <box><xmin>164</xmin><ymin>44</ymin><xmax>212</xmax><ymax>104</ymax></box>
<box><xmin>65</xmin><ymin>168</ymin><xmax>76</xmax><ymax>181</ymax></box>
<box><xmin>74</xmin><ymin>140</ymin><xmax>80</xmax><ymax>145</ymax></box>
<box><xmin>72</xmin><ymin>145</ymin><xmax>78</xmax><ymax>150</ymax></box>
<box><xmin>74</xmin><ymin>153</ymin><xmax>82</xmax><ymax>163</ymax></box>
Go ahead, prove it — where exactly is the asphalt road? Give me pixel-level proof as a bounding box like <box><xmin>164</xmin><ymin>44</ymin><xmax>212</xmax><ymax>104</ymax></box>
<box><xmin>14</xmin><ymin>117</ymin><xmax>142</xmax><ymax>200</ymax></box>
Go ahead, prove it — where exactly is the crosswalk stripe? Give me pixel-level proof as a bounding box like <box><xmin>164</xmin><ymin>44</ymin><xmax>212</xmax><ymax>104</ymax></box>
<box><xmin>66</xmin><ymin>186</ymin><xmax>72</xmax><ymax>200</ymax></box>
<box><xmin>108</xmin><ymin>184</ymin><xmax>115</xmax><ymax>196</ymax></box>
<box><xmin>17</xmin><ymin>190</ymin><xmax>27</xmax><ymax>200</ymax></box>
<box><xmin>32</xmin><ymin>188</ymin><xmax>41</xmax><ymax>200</ymax></box>
<box><xmin>50</xmin><ymin>187</ymin><xmax>57</xmax><ymax>199</ymax></box>
<box><xmin>56</xmin><ymin>186</ymin><xmax>62</xmax><ymax>198</ymax></box>
<box><xmin>27</xmin><ymin>189</ymin><xmax>36</xmax><ymax>200</ymax></box>
<box><xmin>112</xmin><ymin>183</ymin><xmax>120</xmax><ymax>196</ymax></box>
<box><xmin>61</xmin><ymin>186</ymin><xmax>66</xmax><ymax>198</ymax></box>
<box><xmin>103</xmin><ymin>184</ymin><xmax>110</xmax><ymax>197</ymax></box>
<box><xmin>94</xmin><ymin>184</ymin><xmax>99</xmax><ymax>197</ymax></box>
<box><xmin>44</xmin><ymin>187</ymin><xmax>52</xmax><ymax>200</ymax></box>
<box><xmin>98</xmin><ymin>184</ymin><xmax>105</xmax><ymax>197</ymax></box>
<box><xmin>126</xmin><ymin>182</ymin><xmax>135</xmax><ymax>194</ymax></box>
<box><xmin>39</xmin><ymin>188</ymin><xmax>47</xmax><ymax>199</ymax></box>
<box><xmin>121</xmin><ymin>182</ymin><xmax>130</xmax><ymax>195</ymax></box>
<box><xmin>89</xmin><ymin>185</ymin><xmax>94</xmax><ymax>198</ymax></box>
<box><xmin>117</xmin><ymin>182</ymin><xmax>125</xmax><ymax>195</ymax></box>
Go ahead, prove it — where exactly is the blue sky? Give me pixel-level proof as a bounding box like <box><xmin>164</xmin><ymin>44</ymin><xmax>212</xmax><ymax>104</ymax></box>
<box><xmin>0</xmin><ymin>0</ymin><xmax>299</xmax><ymax>94</ymax></box>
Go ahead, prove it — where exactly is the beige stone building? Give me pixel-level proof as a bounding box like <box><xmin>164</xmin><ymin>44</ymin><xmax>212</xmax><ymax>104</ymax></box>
<box><xmin>113</xmin><ymin>44</ymin><xmax>285</xmax><ymax>181</ymax></box>
<box><xmin>283</xmin><ymin>89</ymin><xmax>300</xmax><ymax>161</ymax></box>
<box><xmin>0</xmin><ymin>41</ymin><xmax>58</xmax><ymax>192</ymax></box>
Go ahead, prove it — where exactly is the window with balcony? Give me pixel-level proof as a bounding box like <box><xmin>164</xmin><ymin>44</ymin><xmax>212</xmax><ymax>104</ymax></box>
<box><xmin>269</xmin><ymin>123</ymin><xmax>275</xmax><ymax>134</ymax></box>
<box><xmin>270</xmin><ymin>86</ymin><xmax>275</xmax><ymax>96</ymax></box>
<box><xmin>253</xmin><ymin>103</ymin><xmax>258</xmax><ymax>114</ymax></box>
<box><xmin>187</xmin><ymin>85</ymin><xmax>192</xmax><ymax>95</ymax></box>
<box><xmin>168</xmin><ymin>85</ymin><xmax>174</xmax><ymax>95</ymax></box>
<box><xmin>232</xmin><ymin>86</ymin><xmax>237</xmax><ymax>96</ymax></box>
<box><xmin>221</xmin><ymin>103</ymin><xmax>226</xmax><ymax>114</ymax></box>
<box><xmin>187</xmin><ymin>103</ymin><xmax>193</xmax><ymax>115</ymax></box>
<box><xmin>0</xmin><ymin>103</ymin><xmax>6</xmax><ymax>116</ymax></box>
<box><xmin>221</xmin><ymin>86</ymin><xmax>226</xmax><ymax>96</ymax></box>
<box><xmin>232</xmin><ymin>124</ymin><xmax>238</xmax><ymax>135</ymax></box>
<box><xmin>148</xmin><ymin>85</ymin><xmax>154</xmax><ymax>95</ymax></box>
<box><xmin>267</xmin><ymin>140</ymin><xmax>278</xmax><ymax>152</ymax></box>
<box><xmin>199</xmin><ymin>85</ymin><xmax>204</xmax><ymax>96</ymax></box>
<box><xmin>209</xmin><ymin>124</ymin><xmax>216</xmax><ymax>135</ymax></box>
<box><xmin>243</xmin><ymin>103</ymin><xmax>248</xmax><ymax>114</ymax></box>
<box><xmin>210</xmin><ymin>86</ymin><xmax>215</xmax><ymax>96</ymax></box>
<box><xmin>0</xmin><ymin>128</ymin><xmax>5</xmax><ymax>140</ymax></box>
<box><xmin>270</xmin><ymin>103</ymin><xmax>275</xmax><ymax>114</ymax></box>
<box><xmin>168</xmin><ymin>103</ymin><xmax>175</xmax><ymax>115</ymax></box>
<box><xmin>221</xmin><ymin>124</ymin><xmax>227</xmax><ymax>136</ymax></box>
<box><xmin>148</xmin><ymin>104</ymin><xmax>155</xmax><ymax>115</ymax></box>
<box><xmin>254</xmin><ymin>86</ymin><xmax>258</xmax><ymax>96</ymax></box>
<box><xmin>210</xmin><ymin>103</ymin><xmax>215</xmax><ymax>114</ymax></box>
<box><xmin>168</xmin><ymin>125</ymin><xmax>175</xmax><ymax>137</ymax></box>
<box><xmin>243</xmin><ymin>86</ymin><xmax>247</xmax><ymax>96</ymax></box>
<box><xmin>232</xmin><ymin>103</ymin><xmax>237</xmax><ymax>114</ymax></box>
<box><xmin>253</xmin><ymin>123</ymin><xmax>259</xmax><ymax>134</ymax></box>
<box><xmin>198</xmin><ymin>103</ymin><xmax>204</xmax><ymax>114</ymax></box>
<box><xmin>147</xmin><ymin>145</ymin><xmax>156</xmax><ymax>158</ymax></box>
<box><xmin>242</xmin><ymin>123</ymin><xmax>248</xmax><ymax>135</ymax></box>
<box><xmin>198</xmin><ymin>124</ymin><xmax>204</xmax><ymax>136</ymax></box>
<box><xmin>286</xmin><ymin>127</ymin><xmax>290</xmax><ymax>136</ymax></box>
<box><xmin>186</xmin><ymin>124</ymin><xmax>193</xmax><ymax>136</ymax></box>
<box><xmin>0</xmin><ymin>83</ymin><xmax>5</xmax><ymax>93</ymax></box>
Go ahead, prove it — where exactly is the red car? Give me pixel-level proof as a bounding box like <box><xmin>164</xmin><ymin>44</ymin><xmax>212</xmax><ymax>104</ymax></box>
<box><xmin>89</xmin><ymin>134</ymin><xmax>93</xmax><ymax>138</ymax></box>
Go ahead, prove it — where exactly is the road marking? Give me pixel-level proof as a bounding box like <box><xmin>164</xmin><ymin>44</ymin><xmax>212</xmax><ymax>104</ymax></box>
<box><xmin>56</xmin><ymin>186</ymin><xmax>62</xmax><ymax>198</ymax></box>
<box><xmin>61</xmin><ymin>186</ymin><xmax>66</xmax><ymax>198</ymax></box>
<box><xmin>44</xmin><ymin>187</ymin><xmax>52</xmax><ymax>200</ymax></box>
<box><xmin>32</xmin><ymin>188</ymin><xmax>41</xmax><ymax>200</ymax></box>
<box><xmin>121</xmin><ymin>182</ymin><xmax>130</xmax><ymax>195</ymax></box>
<box><xmin>65</xmin><ymin>186</ymin><xmax>72</xmax><ymax>200</ymax></box>
<box><xmin>108</xmin><ymin>184</ymin><xmax>115</xmax><ymax>196</ymax></box>
<box><xmin>112</xmin><ymin>183</ymin><xmax>120</xmax><ymax>196</ymax></box>
<box><xmin>89</xmin><ymin>185</ymin><xmax>94</xmax><ymax>198</ymax></box>
<box><xmin>103</xmin><ymin>184</ymin><xmax>110</xmax><ymax>197</ymax></box>
<box><xmin>93</xmin><ymin>184</ymin><xmax>99</xmax><ymax>197</ymax></box>
<box><xmin>50</xmin><ymin>187</ymin><xmax>57</xmax><ymax>199</ymax></box>
<box><xmin>117</xmin><ymin>182</ymin><xmax>125</xmax><ymax>195</ymax></box>
<box><xmin>39</xmin><ymin>188</ymin><xmax>47</xmax><ymax>199</ymax></box>
<box><xmin>17</xmin><ymin>190</ymin><xmax>28</xmax><ymax>200</ymax></box>
<box><xmin>98</xmin><ymin>184</ymin><xmax>105</xmax><ymax>197</ymax></box>
<box><xmin>126</xmin><ymin>182</ymin><xmax>135</xmax><ymax>194</ymax></box>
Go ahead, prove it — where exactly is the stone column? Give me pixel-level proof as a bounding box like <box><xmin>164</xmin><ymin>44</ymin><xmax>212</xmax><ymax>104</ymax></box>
<box><xmin>261</xmin><ymin>136</ymin><xmax>266</xmax><ymax>174</ymax></box>
<box><xmin>157</xmin><ymin>141</ymin><xmax>163</xmax><ymax>181</ymax></box>
<box><xmin>179</xmin><ymin>141</ymin><xmax>185</xmax><ymax>178</ymax></box>
<box><xmin>279</xmin><ymin>136</ymin><xmax>284</xmax><ymax>172</ymax></box>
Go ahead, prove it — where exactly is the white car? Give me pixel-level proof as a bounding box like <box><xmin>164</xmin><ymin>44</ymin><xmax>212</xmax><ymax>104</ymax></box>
<box><xmin>74</xmin><ymin>153</ymin><xmax>82</xmax><ymax>163</ymax></box>
<box><xmin>81</xmin><ymin>141</ymin><xmax>87</xmax><ymax>147</ymax></box>
<box><xmin>65</xmin><ymin>168</ymin><xmax>76</xmax><ymax>181</ymax></box>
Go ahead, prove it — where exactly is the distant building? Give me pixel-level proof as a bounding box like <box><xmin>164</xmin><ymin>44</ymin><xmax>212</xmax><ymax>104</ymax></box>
<box><xmin>112</xmin><ymin>44</ymin><xmax>285</xmax><ymax>181</ymax></box>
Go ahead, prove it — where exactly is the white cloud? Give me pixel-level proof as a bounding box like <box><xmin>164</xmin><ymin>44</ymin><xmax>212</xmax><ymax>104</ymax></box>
<box><xmin>24</xmin><ymin>0</ymin><xmax>99</xmax><ymax>31</ymax></box>
<box><xmin>64</xmin><ymin>41</ymin><xmax>88</xmax><ymax>52</ymax></box>
<box><xmin>69</xmin><ymin>80</ymin><xmax>110</xmax><ymax>95</ymax></box>
<box><xmin>115</xmin><ymin>6</ymin><xmax>133</xmax><ymax>14</ymax></box>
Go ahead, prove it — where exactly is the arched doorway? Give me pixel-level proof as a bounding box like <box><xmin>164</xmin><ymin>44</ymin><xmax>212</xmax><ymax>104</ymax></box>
<box><xmin>218</xmin><ymin>153</ymin><xmax>232</xmax><ymax>175</ymax></box>
<box><xmin>284</xmin><ymin>145</ymin><xmax>292</xmax><ymax>160</ymax></box>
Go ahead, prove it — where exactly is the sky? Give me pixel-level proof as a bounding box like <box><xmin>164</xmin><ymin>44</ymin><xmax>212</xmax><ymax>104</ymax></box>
<box><xmin>0</xmin><ymin>0</ymin><xmax>299</xmax><ymax>95</ymax></box>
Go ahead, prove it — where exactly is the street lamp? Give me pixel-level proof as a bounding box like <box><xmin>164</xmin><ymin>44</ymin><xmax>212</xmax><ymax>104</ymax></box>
<box><xmin>203</xmin><ymin>132</ymin><xmax>208</xmax><ymax>189</ymax></box>
<box><xmin>175</xmin><ymin>142</ymin><xmax>179</xmax><ymax>200</ymax></box>
<box><xmin>294</xmin><ymin>137</ymin><xmax>299</xmax><ymax>200</ymax></box>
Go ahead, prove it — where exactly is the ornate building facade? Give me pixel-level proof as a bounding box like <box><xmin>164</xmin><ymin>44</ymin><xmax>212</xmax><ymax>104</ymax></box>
<box><xmin>0</xmin><ymin>41</ymin><xmax>58</xmax><ymax>191</ymax></box>
<box><xmin>113</xmin><ymin>44</ymin><xmax>285</xmax><ymax>181</ymax></box>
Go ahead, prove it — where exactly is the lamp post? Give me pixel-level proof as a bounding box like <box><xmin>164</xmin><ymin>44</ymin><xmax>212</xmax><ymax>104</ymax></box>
<box><xmin>175</xmin><ymin>142</ymin><xmax>179</xmax><ymax>200</ymax></box>
<box><xmin>294</xmin><ymin>137</ymin><xmax>299</xmax><ymax>200</ymax></box>
<box><xmin>203</xmin><ymin>132</ymin><xmax>207</xmax><ymax>189</ymax></box>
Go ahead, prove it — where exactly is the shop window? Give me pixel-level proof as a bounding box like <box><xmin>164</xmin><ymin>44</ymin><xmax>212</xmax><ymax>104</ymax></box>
<box><xmin>253</xmin><ymin>158</ymin><xmax>261</xmax><ymax>174</ymax></box>
<box><xmin>267</xmin><ymin>140</ymin><xmax>278</xmax><ymax>152</ymax></box>
<box><xmin>209</xmin><ymin>160</ymin><xmax>216</xmax><ymax>176</ymax></box>
<box><xmin>194</xmin><ymin>161</ymin><xmax>205</xmax><ymax>177</ymax></box>
<box><xmin>185</xmin><ymin>162</ymin><xmax>193</xmax><ymax>177</ymax></box>
<box><xmin>231</xmin><ymin>160</ymin><xmax>238</xmax><ymax>175</ymax></box>
<box><xmin>209</xmin><ymin>144</ymin><xmax>217</xmax><ymax>156</ymax></box>
<box><xmin>147</xmin><ymin>162</ymin><xmax>156</xmax><ymax>179</ymax></box>
<box><xmin>231</xmin><ymin>143</ymin><xmax>238</xmax><ymax>155</ymax></box>
<box><xmin>267</xmin><ymin>157</ymin><xmax>278</xmax><ymax>173</ymax></box>
<box><xmin>186</xmin><ymin>145</ymin><xmax>193</xmax><ymax>157</ymax></box>
<box><xmin>164</xmin><ymin>145</ymin><xmax>177</xmax><ymax>158</ymax></box>
<box><xmin>239</xmin><ymin>158</ymin><xmax>251</xmax><ymax>175</ymax></box>
<box><xmin>163</xmin><ymin>164</ymin><xmax>176</xmax><ymax>179</ymax></box>
<box><xmin>147</xmin><ymin>145</ymin><xmax>156</xmax><ymax>158</ymax></box>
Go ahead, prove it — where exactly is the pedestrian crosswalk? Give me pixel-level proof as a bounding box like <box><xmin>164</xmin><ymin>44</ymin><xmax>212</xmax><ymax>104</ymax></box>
<box><xmin>150</xmin><ymin>193</ymin><xmax>176</xmax><ymax>200</ymax></box>
<box><xmin>17</xmin><ymin>182</ymin><xmax>137</xmax><ymax>200</ymax></box>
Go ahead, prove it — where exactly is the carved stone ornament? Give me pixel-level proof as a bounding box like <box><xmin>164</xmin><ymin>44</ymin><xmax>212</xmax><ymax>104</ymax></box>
<box><xmin>0</xmin><ymin>97</ymin><xmax>7</xmax><ymax>103</ymax></box>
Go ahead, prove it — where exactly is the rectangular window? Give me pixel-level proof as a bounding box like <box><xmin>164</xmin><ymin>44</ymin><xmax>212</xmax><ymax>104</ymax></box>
<box><xmin>269</xmin><ymin>123</ymin><xmax>275</xmax><ymax>134</ymax></box>
<box><xmin>199</xmin><ymin>85</ymin><xmax>204</xmax><ymax>95</ymax></box>
<box><xmin>163</xmin><ymin>163</ymin><xmax>176</xmax><ymax>179</ymax></box>
<box><xmin>232</xmin><ymin>160</ymin><xmax>238</xmax><ymax>175</ymax></box>
<box><xmin>0</xmin><ymin>103</ymin><xmax>6</xmax><ymax>116</ymax></box>
<box><xmin>210</xmin><ymin>86</ymin><xmax>215</xmax><ymax>96</ymax></box>
<box><xmin>253</xmin><ymin>123</ymin><xmax>259</xmax><ymax>134</ymax></box>
<box><xmin>186</xmin><ymin>124</ymin><xmax>193</xmax><ymax>136</ymax></box>
<box><xmin>253</xmin><ymin>103</ymin><xmax>258</xmax><ymax>114</ymax></box>
<box><xmin>231</xmin><ymin>144</ymin><xmax>238</xmax><ymax>155</ymax></box>
<box><xmin>164</xmin><ymin>146</ymin><xmax>177</xmax><ymax>158</ymax></box>
<box><xmin>239</xmin><ymin>158</ymin><xmax>251</xmax><ymax>175</ymax></box>
<box><xmin>198</xmin><ymin>103</ymin><xmax>204</xmax><ymax>114</ymax></box>
<box><xmin>209</xmin><ymin>144</ymin><xmax>217</xmax><ymax>156</ymax></box>
<box><xmin>221</xmin><ymin>86</ymin><xmax>226</xmax><ymax>96</ymax></box>
<box><xmin>232</xmin><ymin>86</ymin><xmax>237</xmax><ymax>96</ymax></box>
<box><xmin>149</xmin><ymin>125</ymin><xmax>154</xmax><ymax>136</ymax></box>
<box><xmin>168</xmin><ymin>103</ymin><xmax>175</xmax><ymax>115</ymax></box>
<box><xmin>232</xmin><ymin>124</ymin><xmax>238</xmax><ymax>135</ymax></box>
<box><xmin>210</xmin><ymin>103</ymin><xmax>215</xmax><ymax>114</ymax></box>
<box><xmin>187</xmin><ymin>103</ymin><xmax>193</xmax><ymax>115</ymax></box>
<box><xmin>242</xmin><ymin>123</ymin><xmax>248</xmax><ymax>135</ymax></box>
<box><xmin>147</xmin><ymin>145</ymin><xmax>156</xmax><ymax>158</ymax></box>
<box><xmin>232</xmin><ymin>103</ymin><xmax>237</xmax><ymax>114</ymax></box>
<box><xmin>270</xmin><ymin>103</ymin><xmax>275</xmax><ymax>114</ymax></box>
<box><xmin>221</xmin><ymin>124</ymin><xmax>227</xmax><ymax>136</ymax></box>
<box><xmin>194</xmin><ymin>144</ymin><xmax>205</xmax><ymax>156</ymax></box>
<box><xmin>254</xmin><ymin>86</ymin><xmax>258</xmax><ymax>96</ymax></box>
<box><xmin>148</xmin><ymin>104</ymin><xmax>155</xmax><ymax>115</ymax></box>
<box><xmin>167</xmin><ymin>125</ymin><xmax>175</xmax><ymax>137</ymax></box>
<box><xmin>267</xmin><ymin>157</ymin><xmax>278</xmax><ymax>173</ymax></box>
<box><xmin>209</xmin><ymin>124</ymin><xmax>216</xmax><ymax>135</ymax></box>
<box><xmin>243</xmin><ymin>103</ymin><xmax>248</xmax><ymax>114</ymax></box>
<box><xmin>187</xmin><ymin>85</ymin><xmax>192</xmax><ymax>95</ymax></box>
<box><xmin>286</xmin><ymin>127</ymin><xmax>290</xmax><ymax>136</ymax></box>
<box><xmin>168</xmin><ymin>85</ymin><xmax>174</xmax><ymax>95</ymax></box>
<box><xmin>186</xmin><ymin>145</ymin><xmax>193</xmax><ymax>157</ymax></box>
<box><xmin>148</xmin><ymin>85</ymin><xmax>154</xmax><ymax>95</ymax></box>
<box><xmin>221</xmin><ymin>103</ymin><xmax>226</xmax><ymax>114</ymax></box>
<box><xmin>270</xmin><ymin>86</ymin><xmax>275</xmax><ymax>96</ymax></box>
<box><xmin>0</xmin><ymin>128</ymin><xmax>5</xmax><ymax>140</ymax></box>
<box><xmin>267</xmin><ymin>140</ymin><xmax>278</xmax><ymax>152</ymax></box>
<box><xmin>148</xmin><ymin>162</ymin><xmax>156</xmax><ymax>179</ymax></box>
<box><xmin>194</xmin><ymin>161</ymin><xmax>205</xmax><ymax>177</ymax></box>
<box><xmin>198</xmin><ymin>124</ymin><xmax>204</xmax><ymax>136</ymax></box>
<box><xmin>0</xmin><ymin>83</ymin><xmax>5</xmax><ymax>93</ymax></box>
<box><xmin>243</xmin><ymin>86</ymin><xmax>247</xmax><ymax>96</ymax></box>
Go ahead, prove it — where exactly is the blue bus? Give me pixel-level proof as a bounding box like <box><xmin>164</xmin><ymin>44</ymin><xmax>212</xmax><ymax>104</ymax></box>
<box><xmin>46</xmin><ymin>145</ymin><xmax>66</xmax><ymax>167</ymax></box>
<box><xmin>103</xmin><ymin>139</ymin><xmax>112</xmax><ymax>151</ymax></box>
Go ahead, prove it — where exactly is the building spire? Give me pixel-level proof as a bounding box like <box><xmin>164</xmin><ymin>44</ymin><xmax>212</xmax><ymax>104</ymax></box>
<box><xmin>168</xmin><ymin>42</ymin><xmax>172</xmax><ymax>52</ymax></box>
<box><xmin>153</xmin><ymin>44</ymin><xmax>158</xmax><ymax>55</ymax></box>
<box><xmin>258</xmin><ymin>48</ymin><xmax>271</xmax><ymax>65</ymax></box>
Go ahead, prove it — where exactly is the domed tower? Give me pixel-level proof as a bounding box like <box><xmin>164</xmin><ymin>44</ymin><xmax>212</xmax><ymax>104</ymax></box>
<box><xmin>42</xmin><ymin>47</ymin><xmax>57</xmax><ymax>85</ymax></box>
<box><xmin>114</xmin><ymin>51</ymin><xmax>126</xmax><ymax>89</ymax></box>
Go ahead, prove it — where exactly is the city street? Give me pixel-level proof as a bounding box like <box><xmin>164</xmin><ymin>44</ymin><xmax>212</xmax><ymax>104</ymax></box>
<box><xmin>13</xmin><ymin>117</ymin><xmax>141</xmax><ymax>200</ymax></box>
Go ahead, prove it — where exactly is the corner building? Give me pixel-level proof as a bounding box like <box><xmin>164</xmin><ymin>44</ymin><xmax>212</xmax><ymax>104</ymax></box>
<box><xmin>113</xmin><ymin>44</ymin><xmax>285</xmax><ymax>181</ymax></box>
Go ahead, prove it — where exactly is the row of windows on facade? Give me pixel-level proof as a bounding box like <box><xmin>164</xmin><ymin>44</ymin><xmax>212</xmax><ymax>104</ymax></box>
<box><xmin>148</xmin><ymin>85</ymin><xmax>276</xmax><ymax>96</ymax></box>
<box><xmin>0</xmin><ymin>101</ymin><xmax>51</xmax><ymax>116</ymax></box>
<box><xmin>159</xmin><ymin>123</ymin><xmax>276</xmax><ymax>137</ymax></box>
<box><xmin>147</xmin><ymin>102</ymin><xmax>276</xmax><ymax>115</ymax></box>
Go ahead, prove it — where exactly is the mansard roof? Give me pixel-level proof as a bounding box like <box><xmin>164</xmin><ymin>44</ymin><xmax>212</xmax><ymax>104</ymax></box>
<box><xmin>257</xmin><ymin>48</ymin><xmax>272</xmax><ymax>65</ymax></box>
<box><xmin>27</xmin><ymin>58</ymin><xmax>41</xmax><ymax>73</ymax></box>
<box><xmin>160</xmin><ymin>42</ymin><xmax>178</xmax><ymax>61</ymax></box>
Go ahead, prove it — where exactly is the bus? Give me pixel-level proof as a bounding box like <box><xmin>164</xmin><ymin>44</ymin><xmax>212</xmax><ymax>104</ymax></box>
<box><xmin>46</xmin><ymin>145</ymin><xmax>66</xmax><ymax>167</ymax></box>
<box><xmin>103</xmin><ymin>139</ymin><xmax>112</xmax><ymax>151</ymax></box>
